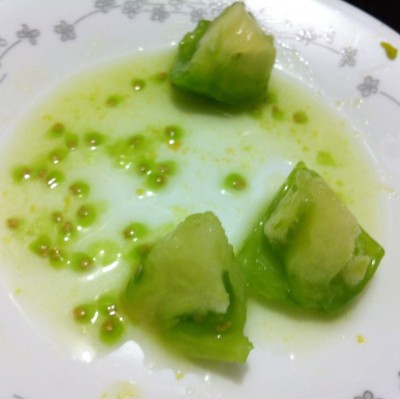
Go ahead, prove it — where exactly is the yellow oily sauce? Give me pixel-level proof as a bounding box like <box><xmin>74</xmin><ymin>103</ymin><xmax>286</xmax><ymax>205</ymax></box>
<box><xmin>0</xmin><ymin>50</ymin><xmax>383</xmax><ymax>362</ymax></box>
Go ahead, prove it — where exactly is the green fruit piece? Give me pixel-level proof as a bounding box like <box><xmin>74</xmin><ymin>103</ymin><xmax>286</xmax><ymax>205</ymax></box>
<box><xmin>170</xmin><ymin>2</ymin><xmax>276</xmax><ymax>106</ymax></box>
<box><xmin>124</xmin><ymin>211</ymin><xmax>252</xmax><ymax>362</ymax></box>
<box><xmin>238</xmin><ymin>162</ymin><xmax>384</xmax><ymax>312</ymax></box>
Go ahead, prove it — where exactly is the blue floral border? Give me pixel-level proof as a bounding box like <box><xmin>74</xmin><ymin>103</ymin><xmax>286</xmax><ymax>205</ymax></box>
<box><xmin>0</xmin><ymin>0</ymin><xmax>399</xmax><ymax>108</ymax></box>
<box><xmin>6</xmin><ymin>379</ymin><xmax>400</xmax><ymax>398</ymax></box>
<box><xmin>265</xmin><ymin>23</ymin><xmax>400</xmax><ymax>107</ymax></box>
<box><xmin>0</xmin><ymin>0</ymin><xmax>399</xmax><ymax>107</ymax></box>
<box><xmin>0</xmin><ymin>0</ymin><xmax>230</xmax><ymax>85</ymax></box>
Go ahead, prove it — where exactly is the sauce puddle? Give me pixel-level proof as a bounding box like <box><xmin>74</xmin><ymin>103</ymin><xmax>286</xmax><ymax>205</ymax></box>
<box><xmin>0</xmin><ymin>49</ymin><xmax>383</xmax><ymax>363</ymax></box>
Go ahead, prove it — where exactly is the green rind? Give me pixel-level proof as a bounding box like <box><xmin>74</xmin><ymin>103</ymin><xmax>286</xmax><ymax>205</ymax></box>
<box><xmin>163</xmin><ymin>270</ymin><xmax>253</xmax><ymax>363</ymax></box>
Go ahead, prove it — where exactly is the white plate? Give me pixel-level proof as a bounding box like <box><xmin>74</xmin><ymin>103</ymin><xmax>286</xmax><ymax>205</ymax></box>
<box><xmin>1</xmin><ymin>1</ymin><xmax>400</xmax><ymax>398</ymax></box>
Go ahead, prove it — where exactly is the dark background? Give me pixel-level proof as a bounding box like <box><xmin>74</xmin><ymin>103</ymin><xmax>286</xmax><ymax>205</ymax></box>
<box><xmin>344</xmin><ymin>0</ymin><xmax>399</xmax><ymax>32</ymax></box>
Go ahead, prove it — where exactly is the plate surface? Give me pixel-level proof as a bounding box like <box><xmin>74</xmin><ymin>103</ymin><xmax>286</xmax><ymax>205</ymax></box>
<box><xmin>0</xmin><ymin>1</ymin><xmax>400</xmax><ymax>398</ymax></box>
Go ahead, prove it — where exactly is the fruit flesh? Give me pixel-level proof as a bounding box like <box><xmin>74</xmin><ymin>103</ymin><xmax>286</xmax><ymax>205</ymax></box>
<box><xmin>265</xmin><ymin>167</ymin><xmax>362</xmax><ymax>285</ymax></box>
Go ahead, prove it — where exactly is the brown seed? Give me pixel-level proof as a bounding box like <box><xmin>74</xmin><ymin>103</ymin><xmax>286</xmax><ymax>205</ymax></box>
<box><xmin>51</xmin><ymin>212</ymin><xmax>63</xmax><ymax>223</ymax></box>
<box><xmin>38</xmin><ymin>244</ymin><xmax>49</xmax><ymax>257</ymax></box>
<box><xmin>102</xmin><ymin>318</ymin><xmax>114</xmax><ymax>333</ymax></box>
<box><xmin>62</xmin><ymin>221</ymin><xmax>74</xmax><ymax>233</ymax></box>
<box><xmin>49</xmin><ymin>247</ymin><xmax>63</xmax><ymax>261</ymax></box>
<box><xmin>73</xmin><ymin>306</ymin><xmax>86</xmax><ymax>320</ymax></box>
<box><xmin>215</xmin><ymin>321</ymin><xmax>232</xmax><ymax>333</ymax></box>
<box><xmin>79</xmin><ymin>258</ymin><xmax>93</xmax><ymax>270</ymax></box>
<box><xmin>52</xmin><ymin>122</ymin><xmax>64</xmax><ymax>133</ymax></box>
<box><xmin>6</xmin><ymin>218</ymin><xmax>20</xmax><ymax>229</ymax></box>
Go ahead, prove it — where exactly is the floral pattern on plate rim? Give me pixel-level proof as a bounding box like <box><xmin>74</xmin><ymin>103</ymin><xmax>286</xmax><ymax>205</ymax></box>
<box><xmin>0</xmin><ymin>0</ymin><xmax>399</xmax><ymax>398</ymax></box>
<box><xmin>0</xmin><ymin>0</ymin><xmax>399</xmax><ymax>107</ymax></box>
<box><xmin>4</xmin><ymin>389</ymin><xmax>396</xmax><ymax>399</ymax></box>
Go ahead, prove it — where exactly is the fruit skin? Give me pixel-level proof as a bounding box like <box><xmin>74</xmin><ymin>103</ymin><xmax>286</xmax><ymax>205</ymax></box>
<box><xmin>170</xmin><ymin>2</ymin><xmax>276</xmax><ymax>107</ymax></box>
<box><xmin>238</xmin><ymin>162</ymin><xmax>385</xmax><ymax>313</ymax></box>
<box><xmin>124</xmin><ymin>211</ymin><xmax>252</xmax><ymax>363</ymax></box>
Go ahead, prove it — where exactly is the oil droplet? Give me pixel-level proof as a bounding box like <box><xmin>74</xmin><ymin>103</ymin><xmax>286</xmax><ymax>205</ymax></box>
<box><xmin>48</xmin><ymin>148</ymin><xmax>68</xmax><ymax>165</ymax></box>
<box><xmin>127</xmin><ymin>134</ymin><xmax>144</xmax><ymax>150</ymax></box>
<box><xmin>12</xmin><ymin>165</ymin><xmax>32</xmax><ymax>183</ymax></box>
<box><xmin>48</xmin><ymin>247</ymin><xmax>67</xmax><ymax>268</ymax></box>
<box><xmin>69</xmin><ymin>181</ymin><xmax>90</xmax><ymax>198</ymax></box>
<box><xmin>73</xmin><ymin>303</ymin><xmax>98</xmax><ymax>324</ymax></box>
<box><xmin>292</xmin><ymin>110</ymin><xmax>308</xmax><ymax>124</ymax></box>
<box><xmin>65</xmin><ymin>132</ymin><xmax>79</xmax><ymax>151</ymax></box>
<box><xmin>175</xmin><ymin>370</ymin><xmax>185</xmax><ymax>380</ymax></box>
<box><xmin>357</xmin><ymin>334</ymin><xmax>365</xmax><ymax>344</ymax></box>
<box><xmin>156</xmin><ymin>161</ymin><xmax>176</xmax><ymax>176</ymax></box>
<box><xmin>380</xmin><ymin>41</ymin><xmax>398</xmax><ymax>60</ymax></box>
<box><xmin>223</xmin><ymin>172</ymin><xmax>247</xmax><ymax>191</ymax></box>
<box><xmin>135</xmin><ymin>159</ymin><xmax>154</xmax><ymax>176</ymax></box>
<box><xmin>106</xmin><ymin>94</ymin><xmax>124</xmax><ymax>107</ymax></box>
<box><xmin>316</xmin><ymin>150</ymin><xmax>336</xmax><ymax>166</ymax></box>
<box><xmin>84</xmin><ymin>131</ymin><xmax>106</xmax><ymax>150</ymax></box>
<box><xmin>46</xmin><ymin>170</ymin><xmax>65</xmax><ymax>189</ymax></box>
<box><xmin>151</xmin><ymin>71</ymin><xmax>168</xmax><ymax>83</ymax></box>
<box><xmin>88</xmin><ymin>240</ymin><xmax>121</xmax><ymax>267</ymax></box>
<box><xmin>29</xmin><ymin>236</ymin><xmax>52</xmax><ymax>258</ymax></box>
<box><xmin>70</xmin><ymin>252</ymin><xmax>95</xmax><ymax>272</ymax></box>
<box><xmin>272</xmin><ymin>105</ymin><xmax>285</xmax><ymax>121</ymax></box>
<box><xmin>123</xmin><ymin>223</ymin><xmax>148</xmax><ymax>241</ymax></box>
<box><xmin>164</xmin><ymin>125</ymin><xmax>183</xmax><ymax>149</ymax></box>
<box><xmin>98</xmin><ymin>294</ymin><xmax>119</xmax><ymax>317</ymax></box>
<box><xmin>6</xmin><ymin>217</ymin><xmax>21</xmax><ymax>230</ymax></box>
<box><xmin>76</xmin><ymin>204</ymin><xmax>97</xmax><ymax>227</ymax></box>
<box><xmin>132</xmin><ymin>78</ymin><xmax>146</xmax><ymax>92</ymax></box>
<box><xmin>48</xmin><ymin>122</ymin><xmax>65</xmax><ymax>138</ymax></box>
<box><xmin>146</xmin><ymin>172</ymin><xmax>167</xmax><ymax>190</ymax></box>
<box><xmin>100</xmin><ymin>315</ymin><xmax>125</xmax><ymax>345</ymax></box>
